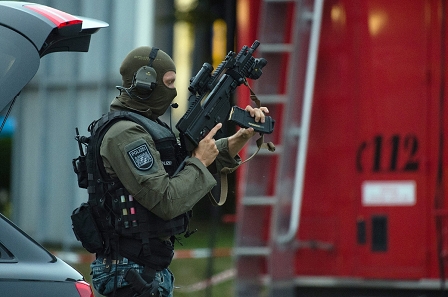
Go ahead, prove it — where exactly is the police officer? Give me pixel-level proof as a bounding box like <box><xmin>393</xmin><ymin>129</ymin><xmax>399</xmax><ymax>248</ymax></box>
<box><xmin>89</xmin><ymin>46</ymin><xmax>268</xmax><ymax>297</ymax></box>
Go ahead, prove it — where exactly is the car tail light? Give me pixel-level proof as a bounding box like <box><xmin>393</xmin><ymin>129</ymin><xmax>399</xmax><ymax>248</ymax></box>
<box><xmin>24</xmin><ymin>4</ymin><xmax>82</xmax><ymax>29</ymax></box>
<box><xmin>75</xmin><ymin>280</ymin><xmax>95</xmax><ymax>297</ymax></box>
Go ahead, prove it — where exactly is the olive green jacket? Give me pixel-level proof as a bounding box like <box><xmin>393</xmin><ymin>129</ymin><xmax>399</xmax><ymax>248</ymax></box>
<box><xmin>100</xmin><ymin>119</ymin><xmax>240</xmax><ymax>220</ymax></box>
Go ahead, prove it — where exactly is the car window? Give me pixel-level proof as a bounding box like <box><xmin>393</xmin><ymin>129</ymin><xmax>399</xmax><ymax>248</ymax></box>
<box><xmin>0</xmin><ymin>242</ymin><xmax>16</xmax><ymax>263</ymax></box>
<box><xmin>0</xmin><ymin>214</ymin><xmax>55</xmax><ymax>262</ymax></box>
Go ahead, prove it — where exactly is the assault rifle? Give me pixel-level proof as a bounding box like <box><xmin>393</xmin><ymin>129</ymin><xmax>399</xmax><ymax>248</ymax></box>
<box><xmin>176</xmin><ymin>40</ymin><xmax>274</xmax><ymax>154</ymax></box>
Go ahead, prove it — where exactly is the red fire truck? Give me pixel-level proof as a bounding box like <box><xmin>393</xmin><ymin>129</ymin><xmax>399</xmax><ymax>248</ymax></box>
<box><xmin>234</xmin><ymin>0</ymin><xmax>448</xmax><ymax>296</ymax></box>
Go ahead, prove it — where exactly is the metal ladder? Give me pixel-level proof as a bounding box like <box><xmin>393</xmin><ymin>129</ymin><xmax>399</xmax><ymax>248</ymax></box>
<box><xmin>234</xmin><ymin>0</ymin><xmax>324</xmax><ymax>296</ymax></box>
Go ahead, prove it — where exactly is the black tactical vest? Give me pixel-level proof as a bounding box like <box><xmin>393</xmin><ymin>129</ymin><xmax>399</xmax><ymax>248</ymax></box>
<box><xmin>72</xmin><ymin>110</ymin><xmax>189</xmax><ymax>269</ymax></box>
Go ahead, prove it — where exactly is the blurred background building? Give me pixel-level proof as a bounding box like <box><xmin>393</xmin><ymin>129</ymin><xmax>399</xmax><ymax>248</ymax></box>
<box><xmin>1</xmin><ymin>0</ymin><xmax>236</xmax><ymax>248</ymax></box>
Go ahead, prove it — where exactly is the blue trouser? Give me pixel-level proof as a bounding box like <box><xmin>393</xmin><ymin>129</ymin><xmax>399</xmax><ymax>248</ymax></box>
<box><xmin>91</xmin><ymin>257</ymin><xmax>174</xmax><ymax>297</ymax></box>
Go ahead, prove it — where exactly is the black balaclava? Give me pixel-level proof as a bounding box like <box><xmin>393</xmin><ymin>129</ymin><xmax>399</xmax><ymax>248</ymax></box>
<box><xmin>111</xmin><ymin>46</ymin><xmax>177</xmax><ymax>120</ymax></box>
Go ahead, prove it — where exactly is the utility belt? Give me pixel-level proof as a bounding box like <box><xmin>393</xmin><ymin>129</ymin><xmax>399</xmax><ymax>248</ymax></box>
<box><xmin>101</xmin><ymin>257</ymin><xmax>127</xmax><ymax>265</ymax></box>
<box><xmin>100</xmin><ymin>238</ymin><xmax>172</xmax><ymax>265</ymax></box>
<box><xmin>94</xmin><ymin>255</ymin><xmax>163</xmax><ymax>297</ymax></box>
<box><xmin>98</xmin><ymin>236</ymin><xmax>174</xmax><ymax>269</ymax></box>
<box><xmin>117</xmin><ymin>236</ymin><xmax>174</xmax><ymax>271</ymax></box>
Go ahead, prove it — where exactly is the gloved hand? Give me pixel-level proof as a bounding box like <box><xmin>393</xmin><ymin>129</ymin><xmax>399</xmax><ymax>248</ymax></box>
<box><xmin>125</xmin><ymin>268</ymin><xmax>161</xmax><ymax>297</ymax></box>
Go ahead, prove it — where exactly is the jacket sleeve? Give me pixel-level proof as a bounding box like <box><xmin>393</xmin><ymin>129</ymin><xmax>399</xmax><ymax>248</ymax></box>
<box><xmin>215</xmin><ymin>138</ymin><xmax>242</xmax><ymax>170</ymax></box>
<box><xmin>100</xmin><ymin>120</ymin><xmax>217</xmax><ymax>220</ymax></box>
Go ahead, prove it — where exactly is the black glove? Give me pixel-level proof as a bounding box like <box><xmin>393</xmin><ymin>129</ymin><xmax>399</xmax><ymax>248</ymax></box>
<box><xmin>125</xmin><ymin>268</ymin><xmax>161</xmax><ymax>297</ymax></box>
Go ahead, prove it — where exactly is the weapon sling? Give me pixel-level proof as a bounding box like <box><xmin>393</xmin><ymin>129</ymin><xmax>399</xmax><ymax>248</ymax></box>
<box><xmin>209</xmin><ymin>80</ymin><xmax>276</xmax><ymax>206</ymax></box>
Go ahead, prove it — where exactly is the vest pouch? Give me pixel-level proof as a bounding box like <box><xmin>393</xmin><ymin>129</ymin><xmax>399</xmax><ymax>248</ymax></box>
<box><xmin>113</xmin><ymin>188</ymin><xmax>134</xmax><ymax>234</ymax></box>
<box><xmin>157</xmin><ymin>137</ymin><xmax>178</xmax><ymax>176</ymax></box>
<box><xmin>72</xmin><ymin>155</ymin><xmax>88</xmax><ymax>189</ymax></box>
<box><xmin>71</xmin><ymin>203</ymin><xmax>104</xmax><ymax>253</ymax></box>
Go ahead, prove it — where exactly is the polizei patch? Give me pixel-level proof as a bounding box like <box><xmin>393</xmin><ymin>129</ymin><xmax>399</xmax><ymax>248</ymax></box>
<box><xmin>127</xmin><ymin>142</ymin><xmax>154</xmax><ymax>171</ymax></box>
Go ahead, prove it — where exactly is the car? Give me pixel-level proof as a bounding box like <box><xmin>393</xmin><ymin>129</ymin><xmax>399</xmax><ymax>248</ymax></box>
<box><xmin>0</xmin><ymin>213</ymin><xmax>93</xmax><ymax>296</ymax></box>
<box><xmin>0</xmin><ymin>2</ymin><xmax>107</xmax><ymax>296</ymax></box>
<box><xmin>0</xmin><ymin>1</ymin><xmax>108</xmax><ymax>112</ymax></box>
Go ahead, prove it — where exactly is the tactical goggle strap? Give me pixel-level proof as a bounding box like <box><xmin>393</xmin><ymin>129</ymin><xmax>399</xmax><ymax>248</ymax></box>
<box><xmin>209</xmin><ymin>79</ymin><xmax>275</xmax><ymax>206</ymax></box>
